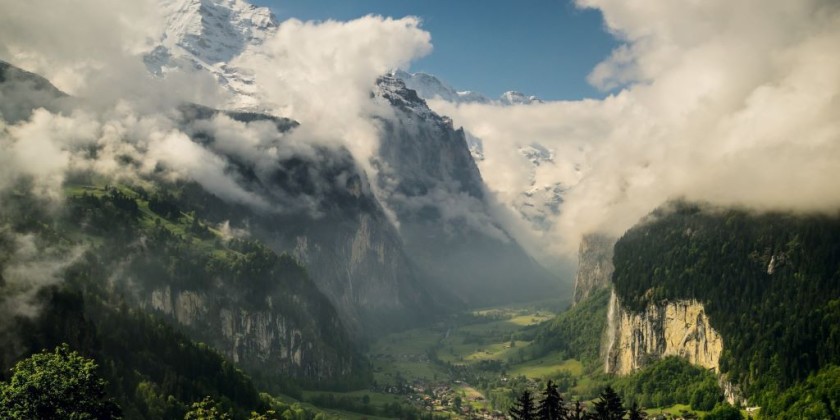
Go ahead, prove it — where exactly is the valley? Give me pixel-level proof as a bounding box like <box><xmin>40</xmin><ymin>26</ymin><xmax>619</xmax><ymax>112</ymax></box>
<box><xmin>298</xmin><ymin>300</ymin><xmax>723</xmax><ymax>419</ymax></box>
<box><xmin>305</xmin><ymin>301</ymin><xmax>572</xmax><ymax>419</ymax></box>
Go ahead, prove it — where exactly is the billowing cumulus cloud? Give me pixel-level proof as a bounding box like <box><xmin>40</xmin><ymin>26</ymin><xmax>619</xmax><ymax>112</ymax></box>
<box><xmin>0</xmin><ymin>2</ymin><xmax>434</xmax><ymax>210</ymax></box>
<box><xmin>234</xmin><ymin>15</ymin><xmax>433</xmax><ymax>170</ymax></box>
<box><xmin>0</xmin><ymin>0</ymin><xmax>440</xmax><ymax>354</ymax></box>
<box><xmin>0</xmin><ymin>0</ymin><xmax>162</xmax><ymax>95</ymax></box>
<box><xmin>432</xmin><ymin>0</ymin><xmax>840</xmax><ymax>257</ymax></box>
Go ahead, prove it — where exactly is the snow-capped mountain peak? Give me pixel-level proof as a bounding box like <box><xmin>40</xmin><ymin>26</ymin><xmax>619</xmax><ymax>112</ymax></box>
<box><xmin>374</xmin><ymin>74</ymin><xmax>438</xmax><ymax>120</ymax></box>
<box><xmin>159</xmin><ymin>0</ymin><xmax>276</xmax><ymax>64</ymax></box>
<box><xmin>500</xmin><ymin>90</ymin><xmax>543</xmax><ymax>105</ymax></box>
<box><xmin>519</xmin><ymin>143</ymin><xmax>554</xmax><ymax>166</ymax></box>
<box><xmin>393</xmin><ymin>70</ymin><xmax>542</xmax><ymax>106</ymax></box>
<box><xmin>145</xmin><ymin>0</ymin><xmax>279</xmax><ymax>110</ymax></box>
<box><xmin>391</xmin><ymin>69</ymin><xmax>492</xmax><ymax>104</ymax></box>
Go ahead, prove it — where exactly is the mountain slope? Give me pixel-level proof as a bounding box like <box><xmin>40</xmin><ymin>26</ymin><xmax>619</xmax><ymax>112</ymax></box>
<box><xmin>372</xmin><ymin>75</ymin><xmax>559</xmax><ymax>305</ymax></box>
<box><xmin>0</xmin><ymin>61</ymin><xmax>372</xmax><ymax>391</ymax></box>
<box><xmin>146</xmin><ymin>0</ymin><xmax>559</xmax><ymax>312</ymax></box>
<box><xmin>173</xmin><ymin>102</ymin><xmax>440</xmax><ymax>336</ymax></box>
<box><xmin>393</xmin><ymin>70</ymin><xmax>573</xmax><ymax>238</ymax></box>
<box><xmin>146</xmin><ymin>0</ymin><xmax>279</xmax><ymax>110</ymax></box>
<box><xmin>609</xmin><ymin>202</ymin><xmax>840</xmax><ymax>410</ymax></box>
<box><xmin>0</xmin><ymin>60</ymin><xmax>68</xmax><ymax>123</ymax></box>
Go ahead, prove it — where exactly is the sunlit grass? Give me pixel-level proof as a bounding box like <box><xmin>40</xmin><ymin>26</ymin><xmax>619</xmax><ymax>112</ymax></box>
<box><xmin>508</xmin><ymin>353</ymin><xmax>583</xmax><ymax>378</ymax></box>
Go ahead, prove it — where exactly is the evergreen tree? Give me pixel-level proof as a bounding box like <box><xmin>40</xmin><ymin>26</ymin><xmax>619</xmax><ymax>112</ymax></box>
<box><xmin>592</xmin><ymin>386</ymin><xmax>626</xmax><ymax>420</ymax></box>
<box><xmin>628</xmin><ymin>401</ymin><xmax>647</xmax><ymax>420</ymax></box>
<box><xmin>509</xmin><ymin>390</ymin><xmax>538</xmax><ymax>420</ymax></box>
<box><xmin>537</xmin><ymin>380</ymin><xmax>567</xmax><ymax>420</ymax></box>
<box><xmin>568</xmin><ymin>400</ymin><xmax>587</xmax><ymax>420</ymax></box>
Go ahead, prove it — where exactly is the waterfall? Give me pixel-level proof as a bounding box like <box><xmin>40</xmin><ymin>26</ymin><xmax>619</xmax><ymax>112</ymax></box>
<box><xmin>602</xmin><ymin>288</ymin><xmax>619</xmax><ymax>372</ymax></box>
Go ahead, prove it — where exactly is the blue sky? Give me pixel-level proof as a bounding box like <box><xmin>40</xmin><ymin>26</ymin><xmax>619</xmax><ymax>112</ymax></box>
<box><xmin>251</xmin><ymin>0</ymin><xmax>618</xmax><ymax>101</ymax></box>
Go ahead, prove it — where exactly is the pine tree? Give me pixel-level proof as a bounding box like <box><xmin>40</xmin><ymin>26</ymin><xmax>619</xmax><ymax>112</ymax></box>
<box><xmin>592</xmin><ymin>386</ymin><xmax>626</xmax><ymax>420</ymax></box>
<box><xmin>537</xmin><ymin>380</ymin><xmax>567</xmax><ymax>420</ymax></box>
<box><xmin>628</xmin><ymin>401</ymin><xmax>647</xmax><ymax>420</ymax></box>
<box><xmin>568</xmin><ymin>400</ymin><xmax>587</xmax><ymax>420</ymax></box>
<box><xmin>510</xmin><ymin>390</ymin><xmax>538</xmax><ymax>420</ymax></box>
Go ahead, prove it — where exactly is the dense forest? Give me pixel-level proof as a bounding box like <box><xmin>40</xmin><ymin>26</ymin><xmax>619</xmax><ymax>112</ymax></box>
<box><xmin>612</xmin><ymin>201</ymin><xmax>840</xmax><ymax>414</ymax></box>
<box><xmin>612</xmin><ymin>357</ymin><xmax>722</xmax><ymax>412</ymax></box>
<box><xmin>0</xmin><ymin>177</ymin><xmax>381</xmax><ymax>418</ymax></box>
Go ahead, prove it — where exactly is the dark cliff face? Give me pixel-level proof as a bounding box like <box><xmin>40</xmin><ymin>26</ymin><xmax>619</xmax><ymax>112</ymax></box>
<box><xmin>173</xmin><ymin>104</ymin><xmax>440</xmax><ymax>337</ymax></box>
<box><xmin>573</xmin><ymin>233</ymin><xmax>615</xmax><ymax>305</ymax></box>
<box><xmin>371</xmin><ymin>76</ymin><xmax>559</xmax><ymax>306</ymax></box>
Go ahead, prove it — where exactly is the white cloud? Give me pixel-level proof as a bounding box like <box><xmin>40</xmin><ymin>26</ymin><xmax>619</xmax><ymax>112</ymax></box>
<box><xmin>0</xmin><ymin>0</ymin><xmax>163</xmax><ymax>94</ymax></box>
<box><xmin>234</xmin><ymin>15</ymin><xmax>432</xmax><ymax>169</ymax></box>
<box><xmin>432</xmin><ymin>0</ymin><xmax>840</xmax><ymax>256</ymax></box>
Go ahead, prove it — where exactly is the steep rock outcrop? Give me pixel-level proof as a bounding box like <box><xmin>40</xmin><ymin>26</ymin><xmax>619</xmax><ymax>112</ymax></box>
<box><xmin>371</xmin><ymin>76</ymin><xmax>558</xmax><ymax>306</ymax></box>
<box><xmin>143</xmin><ymin>285</ymin><xmax>353</xmax><ymax>381</ymax></box>
<box><xmin>573</xmin><ymin>233</ymin><xmax>615</xmax><ymax>305</ymax></box>
<box><xmin>604</xmin><ymin>290</ymin><xmax>723</xmax><ymax>375</ymax></box>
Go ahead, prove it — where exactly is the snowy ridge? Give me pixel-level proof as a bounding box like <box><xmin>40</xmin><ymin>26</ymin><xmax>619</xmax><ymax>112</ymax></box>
<box><xmin>373</xmin><ymin>74</ymin><xmax>438</xmax><ymax>120</ymax></box>
<box><xmin>500</xmin><ymin>91</ymin><xmax>543</xmax><ymax>105</ymax></box>
<box><xmin>392</xmin><ymin>70</ymin><xmax>541</xmax><ymax>105</ymax></box>
<box><xmin>146</xmin><ymin>0</ymin><xmax>279</xmax><ymax>110</ymax></box>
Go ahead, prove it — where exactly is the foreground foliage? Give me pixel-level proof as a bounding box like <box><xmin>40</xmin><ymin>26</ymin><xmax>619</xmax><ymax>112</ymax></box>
<box><xmin>0</xmin><ymin>344</ymin><xmax>121</xmax><ymax>419</ymax></box>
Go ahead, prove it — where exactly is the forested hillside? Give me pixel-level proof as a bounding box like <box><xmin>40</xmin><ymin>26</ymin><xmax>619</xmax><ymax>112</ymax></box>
<box><xmin>0</xmin><ymin>175</ymin><xmax>374</xmax><ymax>416</ymax></box>
<box><xmin>528</xmin><ymin>288</ymin><xmax>610</xmax><ymax>371</ymax></box>
<box><xmin>612</xmin><ymin>201</ymin><xmax>840</xmax><ymax>414</ymax></box>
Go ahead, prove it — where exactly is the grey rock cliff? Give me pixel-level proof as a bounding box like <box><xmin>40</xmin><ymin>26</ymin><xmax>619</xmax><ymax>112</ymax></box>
<box><xmin>573</xmin><ymin>234</ymin><xmax>615</xmax><ymax>305</ymax></box>
<box><xmin>603</xmin><ymin>290</ymin><xmax>723</xmax><ymax>375</ymax></box>
<box><xmin>371</xmin><ymin>76</ymin><xmax>558</xmax><ymax>306</ymax></box>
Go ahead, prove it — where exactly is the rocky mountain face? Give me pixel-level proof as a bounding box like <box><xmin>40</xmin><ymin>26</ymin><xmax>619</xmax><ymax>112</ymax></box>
<box><xmin>143</xmin><ymin>0</ymin><xmax>556</xmax><ymax>321</ymax></box>
<box><xmin>0</xmin><ymin>61</ymin><xmax>371</xmax><ymax>387</ymax></box>
<box><xmin>372</xmin><ymin>75</ymin><xmax>558</xmax><ymax>305</ymax></box>
<box><xmin>393</xmin><ymin>70</ymin><xmax>571</xmax><ymax>237</ymax></box>
<box><xmin>172</xmin><ymin>104</ymin><xmax>438</xmax><ymax>336</ymax></box>
<box><xmin>138</xmin><ymin>269</ymin><xmax>360</xmax><ymax>384</ymax></box>
<box><xmin>603</xmin><ymin>292</ymin><xmax>723</xmax><ymax>376</ymax></box>
<box><xmin>573</xmin><ymin>233</ymin><xmax>615</xmax><ymax>305</ymax></box>
<box><xmin>139</xmin><ymin>0</ymin><xmax>445</xmax><ymax>336</ymax></box>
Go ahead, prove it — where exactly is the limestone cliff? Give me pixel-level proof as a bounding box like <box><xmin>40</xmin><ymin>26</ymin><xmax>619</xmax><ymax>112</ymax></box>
<box><xmin>573</xmin><ymin>234</ymin><xmax>615</xmax><ymax>305</ymax></box>
<box><xmin>143</xmin><ymin>284</ymin><xmax>360</xmax><ymax>383</ymax></box>
<box><xmin>604</xmin><ymin>290</ymin><xmax>723</xmax><ymax>375</ymax></box>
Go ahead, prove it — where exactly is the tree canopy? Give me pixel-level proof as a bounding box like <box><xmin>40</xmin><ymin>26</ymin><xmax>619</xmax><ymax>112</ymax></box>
<box><xmin>0</xmin><ymin>344</ymin><xmax>121</xmax><ymax>419</ymax></box>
